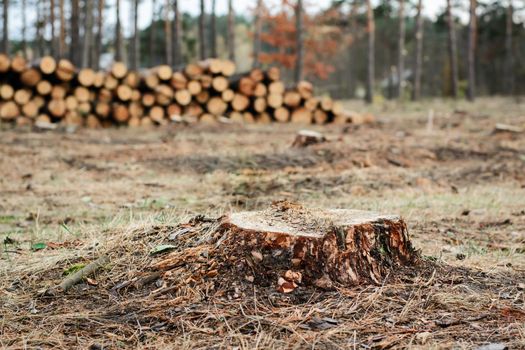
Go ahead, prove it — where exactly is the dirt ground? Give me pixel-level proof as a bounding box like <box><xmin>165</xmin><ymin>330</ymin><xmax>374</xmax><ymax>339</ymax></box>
<box><xmin>0</xmin><ymin>97</ymin><xmax>524</xmax><ymax>349</ymax></box>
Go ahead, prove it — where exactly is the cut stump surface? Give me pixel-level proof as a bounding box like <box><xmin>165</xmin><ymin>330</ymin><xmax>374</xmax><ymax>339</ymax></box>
<box><xmin>221</xmin><ymin>201</ymin><xmax>418</xmax><ymax>290</ymax></box>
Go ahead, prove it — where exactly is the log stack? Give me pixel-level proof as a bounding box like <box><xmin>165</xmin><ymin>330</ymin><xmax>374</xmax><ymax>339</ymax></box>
<box><xmin>0</xmin><ymin>54</ymin><xmax>349</xmax><ymax>128</ymax></box>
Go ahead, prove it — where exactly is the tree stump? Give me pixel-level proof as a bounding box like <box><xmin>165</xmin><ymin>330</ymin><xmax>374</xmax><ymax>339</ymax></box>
<box><xmin>220</xmin><ymin>201</ymin><xmax>417</xmax><ymax>291</ymax></box>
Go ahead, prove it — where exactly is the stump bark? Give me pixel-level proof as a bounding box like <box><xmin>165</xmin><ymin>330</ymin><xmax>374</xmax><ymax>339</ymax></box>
<box><xmin>220</xmin><ymin>201</ymin><xmax>417</xmax><ymax>291</ymax></box>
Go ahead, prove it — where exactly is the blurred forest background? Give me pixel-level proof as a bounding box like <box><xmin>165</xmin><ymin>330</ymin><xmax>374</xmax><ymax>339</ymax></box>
<box><xmin>0</xmin><ymin>0</ymin><xmax>524</xmax><ymax>102</ymax></box>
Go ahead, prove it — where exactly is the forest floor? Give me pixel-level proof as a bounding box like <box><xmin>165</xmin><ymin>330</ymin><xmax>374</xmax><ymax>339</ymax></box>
<box><xmin>0</xmin><ymin>97</ymin><xmax>524</xmax><ymax>349</ymax></box>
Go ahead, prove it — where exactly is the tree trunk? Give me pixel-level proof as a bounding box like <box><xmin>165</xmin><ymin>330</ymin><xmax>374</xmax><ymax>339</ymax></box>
<box><xmin>2</xmin><ymin>0</ymin><xmax>9</xmax><ymax>54</ymax></box>
<box><xmin>446</xmin><ymin>0</ymin><xmax>458</xmax><ymax>98</ymax></box>
<box><xmin>220</xmin><ymin>202</ymin><xmax>418</xmax><ymax>290</ymax></box>
<box><xmin>70</xmin><ymin>0</ymin><xmax>80</xmax><ymax>65</ymax></box>
<box><xmin>199</xmin><ymin>0</ymin><xmax>205</xmax><ymax>60</ymax></box>
<box><xmin>115</xmin><ymin>0</ymin><xmax>122</xmax><ymax>62</ymax></box>
<box><xmin>50</xmin><ymin>0</ymin><xmax>56</xmax><ymax>57</ymax></box>
<box><xmin>36</xmin><ymin>1</ymin><xmax>43</xmax><ymax>57</ymax></box>
<box><xmin>132</xmin><ymin>0</ymin><xmax>140</xmax><ymax>69</ymax></box>
<box><xmin>227</xmin><ymin>0</ymin><xmax>235</xmax><ymax>62</ymax></box>
<box><xmin>294</xmin><ymin>0</ymin><xmax>304</xmax><ymax>84</ymax></box>
<box><xmin>94</xmin><ymin>0</ymin><xmax>104</xmax><ymax>69</ymax></box>
<box><xmin>365</xmin><ymin>0</ymin><xmax>375</xmax><ymax>104</ymax></box>
<box><xmin>412</xmin><ymin>0</ymin><xmax>423</xmax><ymax>101</ymax></box>
<box><xmin>209</xmin><ymin>0</ymin><xmax>217</xmax><ymax>58</ymax></box>
<box><xmin>172</xmin><ymin>0</ymin><xmax>182</xmax><ymax>66</ymax></box>
<box><xmin>504</xmin><ymin>1</ymin><xmax>514</xmax><ymax>95</ymax></box>
<box><xmin>252</xmin><ymin>0</ymin><xmax>262</xmax><ymax>68</ymax></box>
<box><xmin>396</xmin><ymin>0</ymin><xmax>405</xmax><ymax>99</ymax></box>
<box><xmin>164</xmin><ymin>0</ymin><xmax>172</xmax><ymax>66</ymax></box>
<box><xmin>58</xmin><ymin>0</ymin><xmax>65</xmax><ymax>58</ymax></box>
<box><xmin>149</xmin><ymin>0</ymin><xmax>157</xmax><ymax>66</ymax></box>
<box><xmin>466</xmin><ymin>0</ymin><xmax>476</xmax><ymax>101</ymax></box>
<box><xmin>21</xmin><ymin>0</ymin><xmax>27</xmax><ymax>57</ymax></box>
<box><xmin>82</xmin><ymin>0</ymin><xmax>93</xmax><ymax>68</ymax></box>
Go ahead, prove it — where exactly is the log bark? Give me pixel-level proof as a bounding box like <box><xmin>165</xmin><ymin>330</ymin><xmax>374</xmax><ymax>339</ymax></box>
<box><xmin>220</xmin><ymin>201</ymin><xmax>417</xmax><ymax>290</ymax></box>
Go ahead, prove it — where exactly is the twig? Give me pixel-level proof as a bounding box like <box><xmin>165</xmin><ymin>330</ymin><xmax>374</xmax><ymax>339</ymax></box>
<box><xmin>46</xmin><ymin>255</ymin><xmax>109</xmax><ymax>295</ymax></box>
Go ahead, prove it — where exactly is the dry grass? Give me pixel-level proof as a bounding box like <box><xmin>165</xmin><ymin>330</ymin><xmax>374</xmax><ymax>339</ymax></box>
<box><xmin>1</xmin><ymin>97</ymin><xmax>524</xmax><ymax>349</ymax></box>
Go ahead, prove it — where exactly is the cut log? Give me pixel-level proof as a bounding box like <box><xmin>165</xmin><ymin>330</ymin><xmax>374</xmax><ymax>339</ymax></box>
<box><xmin>22</xmin><ymin>100</ymin><xmax>39</xmax><ymax>118</ymax></box>
<box><xmin>297</xmin><ymin>81</ymin><xmax>314</xmax><ymax>99</ymax></box>
<box><xmin>74</xmin><ymin>87</ymin><xmax>90</xmax><ymax>103</ymax></box>
<box><xmin>48</xmin><ymin>99</ymin><xmax>67</xmax><ymax>117</ymax></box>
<box><xmin>220</xmin><ymin>201</ymin><xmax>417</xmax><ymax>290</ymax></box>
<box><xmin>86</xmin><ymin>114</ymin><xmax>102</xmax><ymax>128</ymax></box>
<box><xmin>187</xmin><ymin>80</ymin><xmax>202</xmax><ymax>95</ymax></box>
<box><xmin>200</xmin><ymin>113</ymin><xmax>217</xmax><ymax>123</ymax></box>
<box><xmin>0</xmin><ymin>101</ymin><xmax>20</xmax><ymax>120</ymax></box>
<box><xmin>0</xmin><ymin>54</ymin><xmax>10</xmax><ymax>72</ymax></box>
<box><xmin>229</xmin><ymin>111</ymin><xmax>244</xmax><ymax>123</ymax></box>
<box><xmin>20</xmin><ymin>68</ymin><xmax>42</xmax><ymax>87</ymax></box>
<box><xmin>274</xmin><ymin>107</ymin><xmax>290</xmax><ymax>123</ymax></box>
<box><xmin>78</xmin><ymin>68</ymin><xmax>96</xmax><ymax>87</ymax></box>
<box><xmin>313</xmin><ymin>109</ymin><xmax>328</xmax><ymax>124</ymax></box>
<box><xmin>10</xmin><ymin>56</ymin><xmax>27</xmax><ymax>73</ymax></box>
<box><xmin>284</xmin><ymin>91</ymin><xmax>302</xmax><ymax>107</ymax></box>
<box><xmin>291</xmin><ymin>107</ymin><xmax>312</xmax><ymax>124</ymax></box>
<box><xmin>116</xmin><ymin>84</ymin><xmax>133</xmax><ymax>101</ymax></box>
<box><xmin>0</xmin><ymin>84</ymin><xmax>14</xmax><ymax>99</ymax></box>
<box><xmin>212</xmin><ymin>76</ymin><xmax>229</xmax><ymax>92</ymax></box>
<box><xmin>167</xmin><ymin>104</ymin><xmax>182</xmax><ymax>118</ymax></box>
<box><xmin>254</xmin><ymin>97</ymin><xmax>267</xmax><ymax>113</ymax></box>
<box><xmin>149</xmin><ymin>106</ymin><xmax>165</xmax><ymax>123</ymax></box>
<box><xmin>56</xmin><ymin>59</ymin><xmax>76</xmax><ymax>81</ymax></box>
<box><xmin>174</xmin><ymin>90</ymin><xmax>192</xmax><ymax>106</ymax></box>
<box><xmin>156</xmin><ymin>65</ymin><xmax>173</xmax><ymax>80</ymax></box>
<box><xmin>185</xmin><ymin>63</ymin><xmax>204</xmax><ymax>79</ymax></box>
<box><xmin>267</xmin><ymin>94</ymin><xmax>283</xmax><ymax>109</ymax></box>
<box><xmin>65</xmin><ymin>95</ymin><xmax>79</xmax><ymax>111</ymax></box>
<box><xmin>142</xmin><ymin>93</ymin><xmax>156</xmax><ymax>107</ymax></box>
<box><xmin>200</xmin><ymin>74</ymin><xmax>213</xmax><ymax>89</ymax></box>
<box><xmin>171</xmin><ymin>72</ymin><xmax>188</xmax><ymax>89</ymax></box>
<box><xmin>113</xmin><ymin>104</ymin><xmax>130</xmax><ymax>122</ymax></box>
<box><xmin>14</xmin><ymin>89</ymin><xmax>32</xmax><ymax>105</ymax></box>
<box><xmin>37</xmin><ymin>56</ymin><xmax>57</xmax><ymax>75</ymax></box>
<box><xmin>129</xmin><ymin>102</ymin><xmax>144</xmax><ymax>119</ymax></box>
<box><xmin>111</xmin><ymin>62</ymin><xmax>128</xmax><ymax>79</ymax></box>
<box><xmin>232</xmin><ymin>93</ymin><xmax>250</xmax><ymax>112</ymax></box>
<box><xmin>253</xmin><ymin>83</ymin><xmax>267</xmax><ymax>97</ymax></box>
<box><xmin>320</xmin><ymin>96</ymin><xmax>333</xmax><ymax>111</ymax></box>
<box><xmin>250</xmin><ymin>68</ymin><xmax>265</xmax><ymax>82</ymax></box>
<box><xmin>51</xmin><ymin>85</ymin><xmax>67</xmax><ymax>99</ymax></box>
<box><xmin>222</xmin><ymin>89</ymin><xmax>235</xmax><ymax>102</ymax></box>
<box><xmin>268</xmin><ymin>81</ymin><xmax>285</xmax><ymax>95</ymax></box>
<box><xmin>36</xmin><ymin>80</ymin><xmax>52</xmax><ymax>96</ymax></box>
<box><xmin>196</xmin><ymin>90</ymin><xmax>210</xmax><ymax>104</ymax></box>
<box><xmin>104</xmin><ymin>75</ymin><xmax>119</xmax><ymax>90</ymax></box>
<box><xmin>221</xmin><ymin>60</ymin><xmax>236</xmax><ymax>76</ymax></box>
<box><xmin>125</xmin><ymin>71</ymin><xmax>141</xmax><ymax>88</ymax></box>
<box><xmin>207</xmin><ymin>97</ymin><xmax>228</xmax><ymax>116</ymax></box>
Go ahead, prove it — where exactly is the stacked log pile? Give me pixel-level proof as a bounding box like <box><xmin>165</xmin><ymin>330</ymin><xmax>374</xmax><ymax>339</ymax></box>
<box><xmin>0</xmin><ymin>54</ymin><xmax>349</xmax><ymax>127</ymax></box>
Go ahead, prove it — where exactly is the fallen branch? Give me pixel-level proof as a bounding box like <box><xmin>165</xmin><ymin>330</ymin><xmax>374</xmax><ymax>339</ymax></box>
<box><xmin>47</xmin><ymin>255</ymin><xmax>109</xmax><ymax>294</ymax></box>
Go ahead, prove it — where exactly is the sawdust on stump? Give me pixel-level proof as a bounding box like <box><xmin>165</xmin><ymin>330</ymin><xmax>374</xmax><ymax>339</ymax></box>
<box><xmin>220</xmin><ymin>201</ymin><xmax>418</xmax><ymax>292</ymax></box>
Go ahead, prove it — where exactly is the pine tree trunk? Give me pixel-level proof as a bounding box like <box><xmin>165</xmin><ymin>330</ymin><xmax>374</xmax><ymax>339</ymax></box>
<box><xmin>82</xmin><ymin>0</ymin><xmax>93</xmax><ymax>68</ymax></box>
<box><xmin>294</xmin><ymin>0</ymin><xmax>304</xmax><ymax>84</ymax></box>
<box><xmin>504</xmin><ymin>1</ymin><xmax>514</xmax><ymax>95</ymax></box>
<box><xmin>164</xmin><ymin>0</ymin><xmax>172</xmax><ymax>66</ymax></box>
<box><xmin>21</xmin><ymin>0</ymin><xmax>27</xmax><ymax>57</ymax></box>
<box><xmin>172</xmin><ymin>0</ymin><xmax>182</xmax><ymax>66</ymax></box>
<box><xmin>36</xmin><ymin>1</ymin><xmax>43</xmax><ymax>57</ymax></box>
<box><xmin>199</xmin><ymin>0</ymin><xmax>206</xmax><ymax>60</ymax></box>
<box><xmin>347</xmin><ymin>3</ymin><xmax>358</xmax><ymax>98</ymax></box>
<box><xmin>252</xmin><ymin>0</ymin><xmax>262</xmax><ymax>68</ymax></box>
<box><xmin>149</xmin><ymin>0</ymin><xmax>156</xmax><ymax>66</ymax></box>
<box><xmin>58</xmin><ymin>0</ymin><xmax>65</xmax><ymax>58</ymax></box>
<box><xmin>396</xmin><ymin>0</ymin><xmax>405</xmax><ymax>99</ymax></box>
<box><xmin>2</xmin><ymin>0</ymin><xmax>9</xmax><ymax>54</ymax></box>
<box><xmin>70</xmin><ymin>0</ymin><xmax>80</xmax><ymax>65</ymax></box>
<box><xmin>115</xmin><ymin>0</ymin><xmax>122</xmax><ymax>62</ymax></box>
<box><xmin>50</xmin><ymin>0</ymin><xmax>56</xmax><ymax>57</ymax></box>
<box><xmin>132</xmin><ymin>0</ymin><xmax>140</xmax><ymax>69</ymax></box>
<box><xmin>412</xmin><ymin>0</ymin><xmax>423</xmax><ymax>101</ymax></box>
<box><xmin>365</xmin><ymin>0</ymin><xmax>375</xmax><ymax>104</ymax></box>
<box><xmin>466</xmin><ymin>0</ymin><xmax>476</xmax><ymax>101</ymax></box>
<box><xmin>227</xmin><ymin>0</ymin><xmax>235</xmax><ymax>62</ymax></box>
<box><xmin>94</xmin><ymin>0</ymin><xmax>104</xmax><ymax>69</ymax></box>
<box><xmin>446</xmin><ymin>0</ymin><xmax>459</xmax><ymax>98</ymax></box>
<box><xmin>209</xmin><ymin>0</ymin><xmax>217</xmax><ymax>58</ymax></box>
